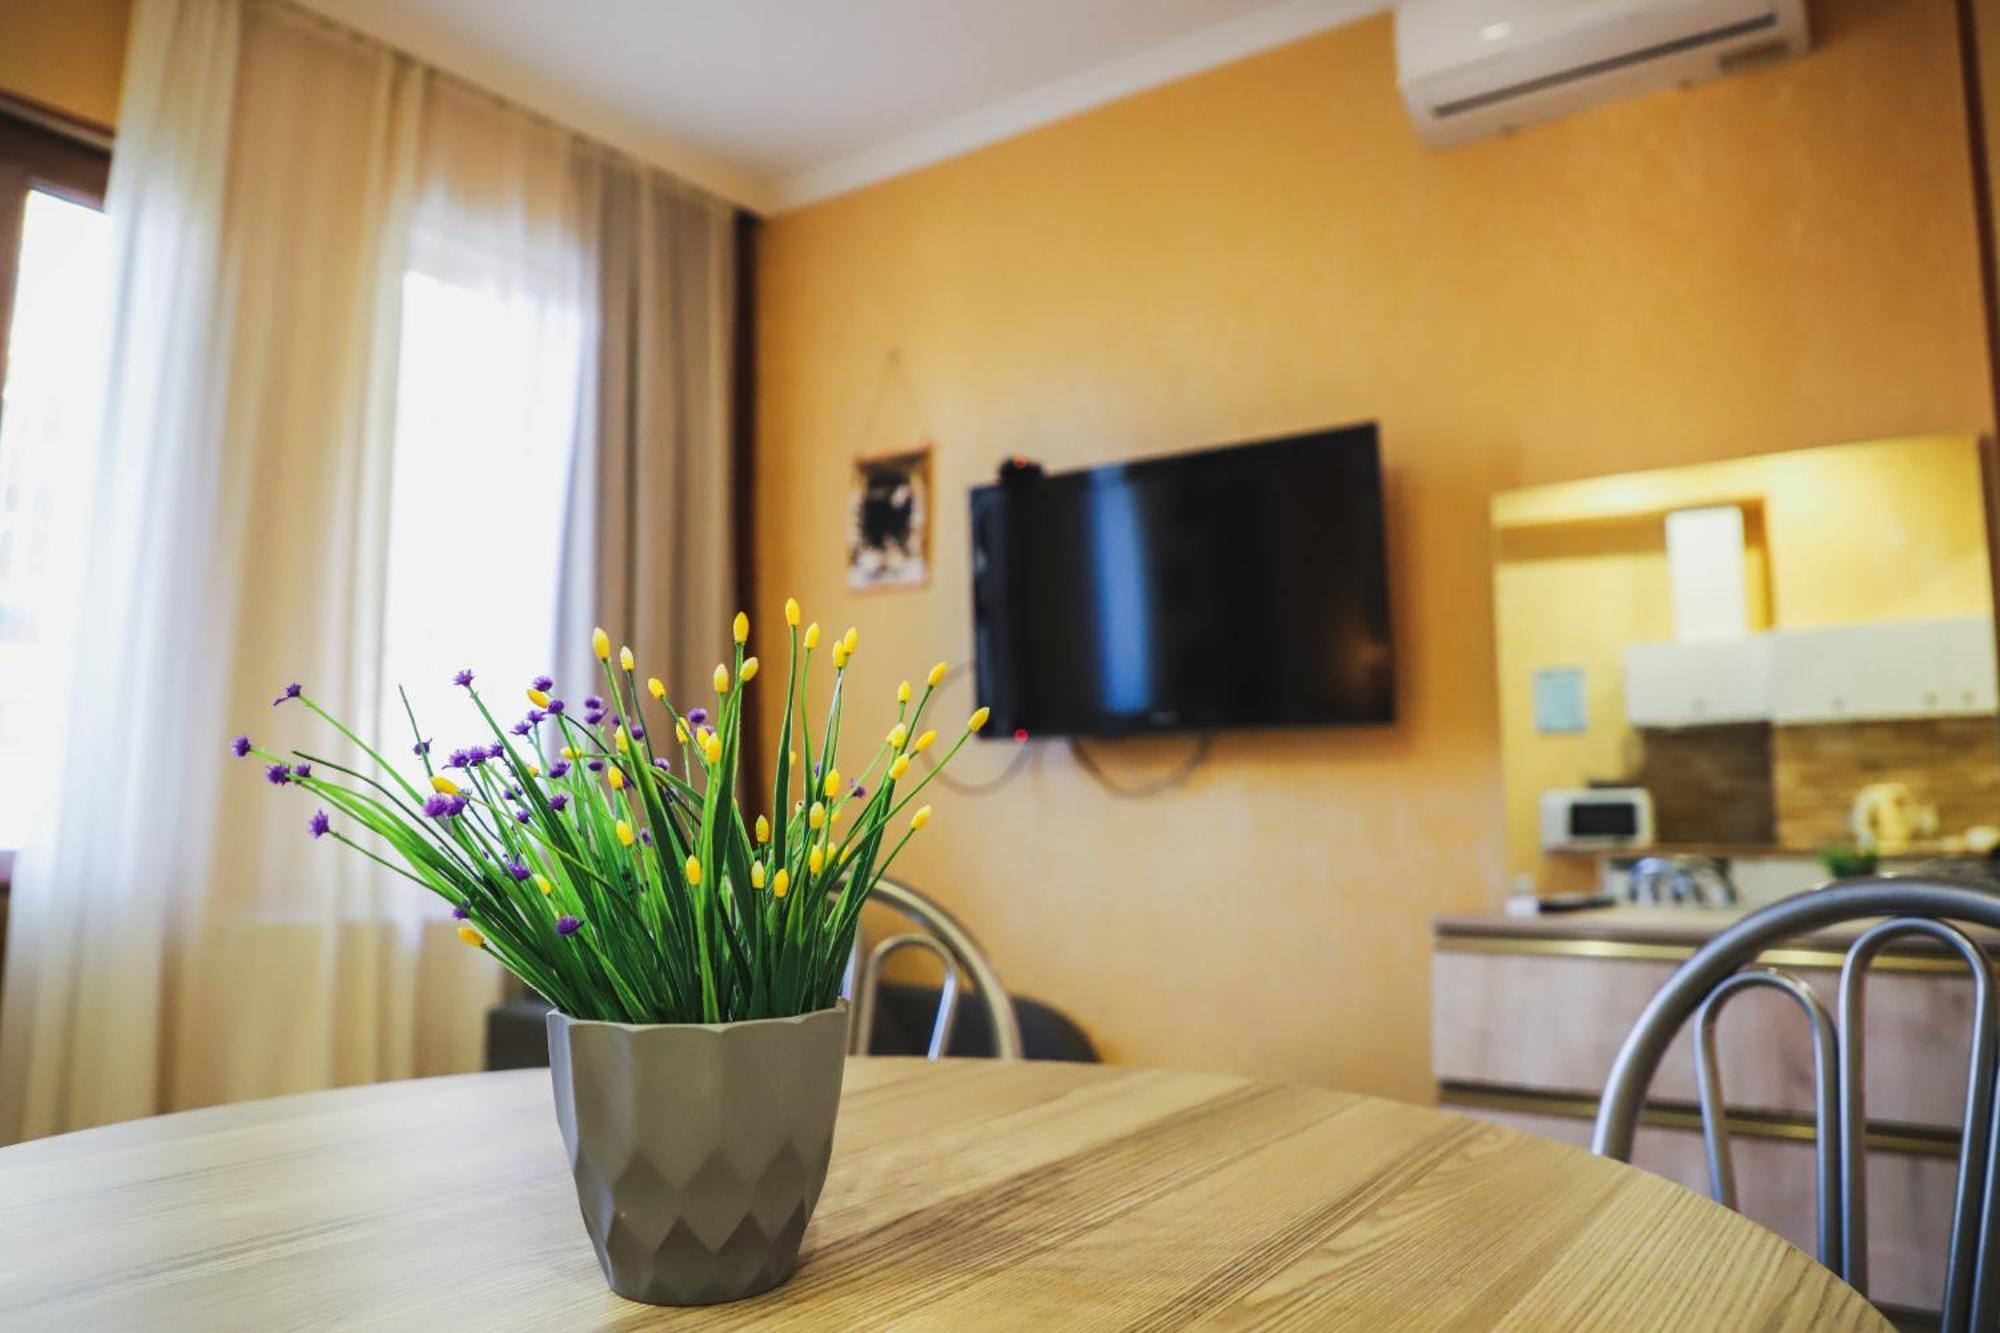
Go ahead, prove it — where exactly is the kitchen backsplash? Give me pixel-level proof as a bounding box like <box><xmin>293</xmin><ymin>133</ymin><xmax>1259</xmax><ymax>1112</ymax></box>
<box><xmin>1773</xmin><ymin>717</ymin><xmax>2000</xmax><ymax>848</ymax></box>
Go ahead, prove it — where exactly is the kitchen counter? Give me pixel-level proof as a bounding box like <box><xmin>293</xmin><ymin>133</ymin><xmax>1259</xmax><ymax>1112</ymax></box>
<box><xmin>1436</xmin><ymin>898</ymin><xmax>2000</xmax><ymax>957</ymax></box>
<box><xmin>1432</xmin><ymin>892</ymin><xmax>1993</xmax><ymax>1314</ymax></box>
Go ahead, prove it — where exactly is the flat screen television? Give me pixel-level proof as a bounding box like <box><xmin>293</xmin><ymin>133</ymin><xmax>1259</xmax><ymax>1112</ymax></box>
<box><xmin>970</xmin><ymin>423</ymin><xmax>1394</xmax><ymax>737</ymax></box>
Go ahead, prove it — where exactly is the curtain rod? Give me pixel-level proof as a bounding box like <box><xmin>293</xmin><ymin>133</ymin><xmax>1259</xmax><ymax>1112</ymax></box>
<box><xmin>0</xmin><ymin>91</ymin><xmax>114</xmax><ymax>153</ymax></box>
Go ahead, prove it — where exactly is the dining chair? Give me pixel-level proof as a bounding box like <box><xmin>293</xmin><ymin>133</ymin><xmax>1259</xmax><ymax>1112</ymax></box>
<box><xmin>843</xmin><ymin>878</ymin><xmax>1025</xmax><ymax>1060</ymax></box>
<box><xmin>1591</xmin><ymin>878</ymin><xmax>2000</xmax><ymax>1333</ymax></box>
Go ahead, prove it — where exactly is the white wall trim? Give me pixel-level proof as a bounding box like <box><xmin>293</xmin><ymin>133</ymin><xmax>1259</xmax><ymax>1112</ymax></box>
<box><xmin>769</xmin><ymin>0</ymin><xmax>1387</xmax><ymax>212</ymax></box>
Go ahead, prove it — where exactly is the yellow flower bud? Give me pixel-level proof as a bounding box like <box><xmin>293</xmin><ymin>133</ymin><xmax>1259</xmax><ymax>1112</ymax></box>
<box><xmin>526</xmin><ymin>765</ymin><xmax>540</xmax><ymax>777</ymax></box>
<box><xmin>773</xmin><ymin>868</ymin><xmax>790</xmax><ymax>899</ymax></box>
<box><xmin>675</xmin><ymin>721</ymin><xmax>689</xmax><ymax>744</ymax></box>
<box><xmin>619</xmin><ymin>645</ymin><xmax>635</xmax><ymax>672</ymax></box>
<box><xmin>914</xmin><ymin>729</ymin><xmax>937</xmax><ymax>754</ymax></box>
<box><xmin>615</xmin><ymin>726</ymin><xmax>630</xmax><ymax>753</ymax></box>
<box><xmin>685</xmin><ymin>856</ymin><xmax>702</xmax><ymax>886</ymax></box>
<box><xmin>888</xmin><ymin>723</ymin><xmax>908</xmax><ymax>749</ymax></box>
<box><xmin>648</xmin><ymin>676</ymin><xmax>666</xmax><ymax>700</ymax></box>
<box><xmin>751</xmin><ymin>861</ymin><xmax>766</xmax><ymax>890</ymax></box>
<box><xmin>911</xmin><ymin>805</ymin><xmax>933</xmax><ymax>831</ymax></box>
<box><xmin>457</xmin><ymin>924</ymin><xmax>485</xmax><ymax>948</ymax></box>
<box><xmin>804</xmin><ymin>622</ymin><xmax>821</xmax><ymax>650</ymax></box>
<box><xmin>755</xmin><ymin>814</ymin><xmax>771</xmax><ymax>844</ymax></box>
<box><xmin>741</xmin><ymin>656</ymin><xmax>759</xmax><ymax>683</ymax></box>
<box><xmin>616</xmin><ymin>820</ymin><xmax>634</xmax><ymax>847</ymax></box>
<box><xmin>889</xmin><ymin>755</ymin><xmax>910</xmax><ymax>781</ymax></box>
<box><xmin>733</xmin><ymin>611</ymin><xmax>750</xmax><ymax>644</ymax></box>
<box><xmin>823</xmin><ymin>768</ymin><xmax>840</xmax><ymax>799</ymax></box>
<box><xmin>431</xmin><ymin>776</ymin><xmax>459</xmax><ymax>796</ymax></box>
<box><xmin>840</xmin><ymin>843</ymin><xmax>855</xmax><ymax>865</ymax></box>
<box><xmin>527</xmin><ymin>686</ymin><xmax>551</xmax><ymax>708</ymax></box>
<box><xmin>784</xmin><ymin>597</ymin><xmax>801</xmax><ymax>627</ymax></box>
<box><xmin>928</xmin><ymin>661</ymin><xmax>949</xmax><ymax>688</ymax></box>
<box><xmin>897</xmin><ymin>680</ymin><xmax>911</xmax><ymax>704</ymax></box>
<box><xmin>842</xmin><ymin>626</ymin><xmax>859</xmax><ymax>654</ymax></box>
<box><xmin>831</xmin><ymin>643</ymin><xmax>848</xmax><ymax>670</ymax></box>
<box><xmin>703</xmin><ymin>733</ymin><xmax>723</xmax><ymax>765</ymax></box>
<box><xmin>535</xmin><ymin>874</ymin><xmax>553</xmax><ymax>896</ymax></box>
<box><xmin>809</xmin><ymin>802</ymin><xmax>826</xmax><ymax>830</ymax></box>
<box><xmin>561</xmin><ymin>746</ymin><xmax>578</xmax><ymax>761</ymax></box>
<box><xmin>968</xmin><ymin>707</ymin><xmax>991</xmax><ymax>732</ymax></box>
<box><xmin>592</xmin><ymin>627</ymin><xmax>611</xmax><ymax>660</ymax></box>
<box><xmin>714</xmin><ymin>663</ymin><xmax>731</xmax><ymax>695</ymax></box>
<box><xmin>809</xmin><ymin>846</ymin><xmax>825</xmax><ymax>875</ymax></box>
<box><xmin>608</xmin><ymin>766</ymin><xmax>625</xmax><ymax>790</ymax></box>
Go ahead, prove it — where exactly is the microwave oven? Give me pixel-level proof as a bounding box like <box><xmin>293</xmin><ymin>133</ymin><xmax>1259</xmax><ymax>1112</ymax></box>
<box><xmin>1540</xmin><ymin>788</ymin><xmax>1655</xmax><ymax>850</ymax></box>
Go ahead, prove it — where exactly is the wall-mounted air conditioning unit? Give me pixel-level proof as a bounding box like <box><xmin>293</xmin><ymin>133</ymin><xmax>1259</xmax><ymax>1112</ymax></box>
<box><xmin>1395</xmin><ymin>0</ymin><xmax>1809</xmax><ymax>148</ymax></box>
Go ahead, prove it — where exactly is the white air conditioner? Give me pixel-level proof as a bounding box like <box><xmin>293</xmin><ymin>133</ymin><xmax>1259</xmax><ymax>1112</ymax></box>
<box><xmin>1395</xmin><ymin>0</ymin><xmax>1809</xmax><ymax>148</ymax></box>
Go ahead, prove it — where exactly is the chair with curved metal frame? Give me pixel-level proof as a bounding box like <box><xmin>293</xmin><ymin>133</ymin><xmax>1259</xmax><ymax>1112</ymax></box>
<box><xmin>842</xmin><ymin>878</ymin><xmax>1024</xmax><ymax>1060</ymax></box>
<box><xmin>1592</xmin><ymin>878</ymin><xmax>2000</xmax><ymax>1332</ymax></box>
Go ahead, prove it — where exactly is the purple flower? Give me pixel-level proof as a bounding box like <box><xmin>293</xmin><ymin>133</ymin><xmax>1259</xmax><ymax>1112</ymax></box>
<box><xmin>526</xmin><ymin>708</ymin><xmax>547</xmax><ymax>724</ymax></box>
<box><xmin>308</xmin><ymin>809</ymin><xmax>330</xmax><ymax>839</ymax></box>
<box><xmin>583</xmin><ymin>707</ymin><xmax>605</xmax><ymax>726</ymax></box>
<box><xmin>849</xmin><ymin>782</ymin><xmax>866</xmax><ymax>799</ymax></box>
<box><xmin>555</xmin><ymin>915</ymin><xmax>582</xmax><ymax>937</ymax></box>
<box><xmin>453</xmin><ymin>668</ymin><xmax>475</xmax><ymax>687</ymax></box>
<box><xmin>272</xmin><ymin>683</ymin><xmax>301</xmax><ymax>706</ymax></box>
<box><xmin>630</xmin><ymin>725</ymin><xmax>645</xmax><ymax>741</ymax></box>
<box><xmin>446</xmin><ymin>748</ymin><xmax>470</xmax><ymax>769</ymax></box>
<box><xmin>447</xmin><ymin>795</ymin><xmax>470</xmax><ymax>816</ymax></box>
<box><xmin>502</xmin><ymin>786</ymin><xmax>519</xmax><ymax>800</ymax></box>
<box><xmin>505</xmin><ymin>856</ymin><xmax>530</xmax><ymax>881</ymax></box>
<box><xmin>515</xmin><ymin>809</ymin><xmax>531</xmax><ymax>824</ymax></box>
<box><xmin>548</xmin><ymin>760</ymin><xmax>571</xmax><ymax>779</ymax></box>
<box><xmin>686</xmin><ymin>707</ymin><xmax>708</xmax><ymax>727</ymax></box>
<box><xmin>510</xmin><ymin>720</ymin><xmax>531</xmax><ymax>736</ymax></box>
<box><xmin>586</xmin><ymin>759</ymin><xmax>604</xmax><ymax>772</ymax></box>
<box><xmin>451</xmin><ymin>904</ymin><xmax>469</xmax><ymax>920</ymax></box>
<box><xmin>231</xmin><ymin>735</ymin><xmax>253</xmax><ymax>759</ymax></box>
<box><xmin>265</xmin><ymin>763</ymin><xmax>292</xmax><ymax>786</ymax></box>
<box><xmin>464</xmin><ymin>749</ymin><xmax>488</xmax><ymax>769</ymax></box>
<box><xmin>652</xmin><ymin>756</ymin><xmax>671</xmax><ymax>771</ymax></box>
<box><xmin>583</xmin><ymin>695</ymin><xmax>604</xmax><ymax>711</ymax></box>
<box><xmin>293</xmin><ymin>763</ymin><xmax>312</xmax><ymax>780</ymax></box>
<box><xmin>485</xmin><ymin>743</ymin><xmax>507</xmax><ymax>761</ymax></box>
<box><xmin>413</xmin><ymin>738</ymin><xmax>432</xmax><ymax>757</ymax></box>
<box><xmin>608</xmin><ymin>714</ymin><xmax>622</xmax><ymax>730</ymax></box>
<box><xmin>422</xmin><ymin>795</ymin><xmax>454</xmax><ymax>818</ymax></box>
<box><xmin>545</xmin><ymin>698</ymin><xmax>565</xmax><ymax>715</ymax></box>
<box><xmin>639</xmin><ymin>828</ymin><xmax>654</xmax><ymax>847</ymax></box>
<box><xmin>548</xmin><ymin>793</ymin><xmax>569</xmax><ymax>812</ymax></box>
<box><xmin>532</xmin><ymin>675</ymin><xmax>554</xmax><ymax>692</ymax></box>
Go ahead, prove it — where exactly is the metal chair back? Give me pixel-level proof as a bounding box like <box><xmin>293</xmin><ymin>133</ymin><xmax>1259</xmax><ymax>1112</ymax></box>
<box><xmin>842</xmin><ymin>878</ymin><xmax>1024</xmax><ymax>1060</ymax></box>
<box><xmin>1591</xmin><ymin>878</ymin><xmax>2000</xmax><ymax>1332</ymax></box>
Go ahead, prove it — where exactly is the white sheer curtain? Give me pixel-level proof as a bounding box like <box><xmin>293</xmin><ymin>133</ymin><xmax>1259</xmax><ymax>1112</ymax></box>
<box><xmin>0</xmin><ymin>0</ymin><xmax>726</xmax><ymax>1142</ymax></box>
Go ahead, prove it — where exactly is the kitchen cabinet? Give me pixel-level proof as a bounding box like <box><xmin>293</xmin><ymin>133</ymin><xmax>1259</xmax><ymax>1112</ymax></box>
<box><xmin>1623</xmin><ymin>637</ymin><xmax>1772</xmax><ymax>727</ymax></box>
<box><xmin>1770</xmin><ymin>617</ymin><xmax>1997</xmax><ymax>724</ymax></box>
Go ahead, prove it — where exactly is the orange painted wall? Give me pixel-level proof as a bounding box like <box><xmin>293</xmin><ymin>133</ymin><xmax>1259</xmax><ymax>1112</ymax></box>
<box><xmin>0</xmin><ymin>0</ymin><xmax>130</xmax><ymax>128</ymax></box>
<box><xmin>757</xmin><ymin>0</ymin><xmax>1993</xmax><ymax>1102</ymax></box>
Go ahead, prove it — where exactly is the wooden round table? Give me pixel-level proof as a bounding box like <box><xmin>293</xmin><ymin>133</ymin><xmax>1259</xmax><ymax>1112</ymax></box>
<box><xmin>0</xmin><ymin>1059</ymin><xmax>1883</xmax><ymax>1329</ymax></box>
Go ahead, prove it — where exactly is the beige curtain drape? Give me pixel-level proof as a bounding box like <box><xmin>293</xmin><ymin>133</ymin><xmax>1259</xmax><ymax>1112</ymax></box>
<box><xmin>558</xmin><ymin>161</ymin><xmax>736</xmax><ymax>720</ymax></box>
<box><xmin>0</xmin><ymin>0</ymin><xmax>736</xmax><ymax>1142</ymax></box>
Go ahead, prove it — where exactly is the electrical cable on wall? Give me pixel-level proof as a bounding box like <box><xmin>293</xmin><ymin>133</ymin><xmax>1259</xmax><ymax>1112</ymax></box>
<box><xmin>1066</xmin><ymin>733</ymin><xmax>1215</xmax><ymax>799</ymax></box>
<box><xmin>916</xmin><ymin>661</ymin><xmax>1032</xmax><ymax>795</ymax></box>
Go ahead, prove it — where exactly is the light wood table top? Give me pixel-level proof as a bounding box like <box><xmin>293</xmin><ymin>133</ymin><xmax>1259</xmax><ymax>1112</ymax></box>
<box><xmin>0</xmin><ymin>1059</ymin><xmax>1884</xmax><ymax>1330</ymax></box>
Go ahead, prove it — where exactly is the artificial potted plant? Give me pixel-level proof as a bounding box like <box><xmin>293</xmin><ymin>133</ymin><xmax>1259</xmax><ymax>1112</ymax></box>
<box><xmin>238</xmin><ymin>602</ymin><xmax>985</xmax><ymax>1305</ymax></box>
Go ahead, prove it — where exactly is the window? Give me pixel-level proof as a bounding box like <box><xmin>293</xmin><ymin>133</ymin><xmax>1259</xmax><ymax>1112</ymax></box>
<box><xmin>377</xmin><ymin>261</ymin><xmax>584</xmax><ymax>749</ymax></box>
<box><xmin>0</xmin><ymin>116</ymin><xmax>112</xmax><ymax>859</ymax></box>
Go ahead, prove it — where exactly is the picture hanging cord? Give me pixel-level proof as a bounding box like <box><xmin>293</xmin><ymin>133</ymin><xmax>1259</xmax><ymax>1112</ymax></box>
<box><xmin>849</xmin><ymin>347</ymin><xmax>937</xmax><ymax>460</ymax></box>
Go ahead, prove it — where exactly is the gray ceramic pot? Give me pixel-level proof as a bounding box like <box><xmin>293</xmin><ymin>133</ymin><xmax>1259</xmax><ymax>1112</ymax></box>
<box><xmin>546</xmin><ymin>1005</ymin><xmax>848</xmax><ymax>1306</ymax></box>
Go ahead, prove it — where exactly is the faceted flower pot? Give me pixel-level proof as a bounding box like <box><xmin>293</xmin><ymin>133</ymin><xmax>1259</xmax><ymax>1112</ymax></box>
<box><xmin>546</xmin><ymin>1005</ymin><xmax>849</xmax><ymax>1306</ymax></box>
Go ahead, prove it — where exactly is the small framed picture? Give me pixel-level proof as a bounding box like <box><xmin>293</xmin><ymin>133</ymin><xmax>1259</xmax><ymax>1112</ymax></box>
<box><xmin>848</xmin><ymin>446</ymin><xmax>932</xmax><ymax>591</ymax></box>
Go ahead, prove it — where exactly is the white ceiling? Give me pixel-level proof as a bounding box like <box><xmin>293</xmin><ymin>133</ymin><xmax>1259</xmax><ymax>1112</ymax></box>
<box><xmin>294</xmin><ymin>0</ymin><xmax>1387</xmax><ymax>213</ymax></box>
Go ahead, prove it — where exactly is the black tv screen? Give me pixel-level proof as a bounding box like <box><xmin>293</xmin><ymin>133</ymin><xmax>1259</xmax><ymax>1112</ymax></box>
<box><xmin>970</xmin><ymin>423</ymin><xmax>1394</xmax><ymax>737</ymax></box>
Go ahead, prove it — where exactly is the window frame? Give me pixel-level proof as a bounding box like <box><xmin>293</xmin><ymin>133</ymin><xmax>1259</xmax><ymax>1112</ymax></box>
<box><xmin>0</xmin><ymin>108</ymin><xmax>111</xmax><ymax>894</ymax></box>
